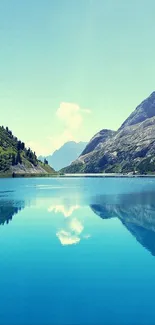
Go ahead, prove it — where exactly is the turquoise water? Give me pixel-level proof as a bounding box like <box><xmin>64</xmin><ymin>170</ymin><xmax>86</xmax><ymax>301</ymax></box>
<box><xmin>1</xmin><ymin>177</ymin><xmax>155</xmax><ymax>324</ymax></box>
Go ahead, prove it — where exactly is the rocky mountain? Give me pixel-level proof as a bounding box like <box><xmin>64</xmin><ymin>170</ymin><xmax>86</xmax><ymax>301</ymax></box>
<box><xmin>39</xmin><ymin>141</ymin><xmax>87</xmax><ymax>171</ymax></box>
<box><xmin>62</xmin><ymin>92</ymin><xmax>155</xmax><ymax>174</ymax></box>
<box><xmin>81</xmin><ymin>129</ymin><xmax>115</xmax><ymax>156</ymax></box>
<box><xmin>120</xmin><ymin>91</ymin><xmax>155</xmax><ymax>129</ymax></box>
<box><xmin>0</xmin><ymin>126</ymin><xmax>56</xmax><ymax>175</ymax></box>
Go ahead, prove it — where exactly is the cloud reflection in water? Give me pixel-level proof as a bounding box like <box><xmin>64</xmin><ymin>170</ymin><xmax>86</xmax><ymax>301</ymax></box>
<box><xmin>48</xmin><ymin>203</ymin><xmax>90</xmax><ymax>246</ymax></box>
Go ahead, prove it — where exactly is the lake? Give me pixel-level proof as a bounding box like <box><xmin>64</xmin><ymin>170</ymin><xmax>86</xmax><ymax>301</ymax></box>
<box><xmin>1</xmin><ymin>177</ymin><xmax>155</xmax><ymax>325</ymax></box>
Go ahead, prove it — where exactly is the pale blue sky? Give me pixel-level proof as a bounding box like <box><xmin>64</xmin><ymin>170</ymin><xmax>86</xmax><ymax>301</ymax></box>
<box><xmin>0</xmin><ymin>0</ymin><xmax>155</xmax><ymax>155</ymax></box>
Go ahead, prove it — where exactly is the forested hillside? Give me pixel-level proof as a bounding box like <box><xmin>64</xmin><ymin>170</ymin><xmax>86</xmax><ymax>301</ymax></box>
<box><xmin>0</xmin><ymin>126</ymin><xmax>55</xmax><ymax>175</ymax></box>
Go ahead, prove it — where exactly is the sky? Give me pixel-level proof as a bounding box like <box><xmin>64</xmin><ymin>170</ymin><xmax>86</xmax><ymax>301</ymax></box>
<box><xmin>0</xmin><ymin>0</ymin><xmax>155</xmax><ymax>156</ymax></box>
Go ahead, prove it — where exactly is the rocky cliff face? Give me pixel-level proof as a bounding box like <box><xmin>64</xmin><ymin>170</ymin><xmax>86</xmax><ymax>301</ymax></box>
<box><xmin>62</xmin><ymin>92</ymin><xmax>155</xmax><ymax>174</ymax></box>
<box><xmin>81</xmin><ymin>129</ymin><xmax>115</xmax><ymax>156</ymax></box>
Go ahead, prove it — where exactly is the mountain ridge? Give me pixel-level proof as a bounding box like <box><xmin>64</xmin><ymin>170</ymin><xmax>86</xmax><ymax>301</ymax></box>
<box><xmin>119</xmin><ymin>91</ymin><xmax>155</xmax><ymax>129</ymax></box>
<box><xmin>80</xmin><ymin>129</ymin><xmax>115</xmax><ymax>156</ymax></box>
<box><xmin>62</xmin><ymin>92</ymin><xmax>155</xmax><ymax>174</ymax></box>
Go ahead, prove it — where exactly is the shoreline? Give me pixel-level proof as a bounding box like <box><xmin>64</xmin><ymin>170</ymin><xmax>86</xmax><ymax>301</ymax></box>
<box><xmin>0</xmin><ymin>173</ymin><xmax>58</xmax><ymax>178</ymax></box>
<box><xmin>62</xmin><ymin>173</ymin><xmax>155</xmax><ymax>178</ymax></box>
<box><xmin>0</xmin><ymin>172</ymin><xmax>155</xmax><ymax>178</ymax></box>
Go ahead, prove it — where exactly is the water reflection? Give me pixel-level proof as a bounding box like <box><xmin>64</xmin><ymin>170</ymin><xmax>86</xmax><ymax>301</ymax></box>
<box><xmin>56</xmin><ymin>216</ymin><xmax>84</xmax><ymax>245</ymax></box>
<box><xmin>48</xmin><ymin>202</ymin><xmax>90</xmax><ymax>246</ymax></box>
<box><xmin>48</xmin><ymin>204</ymin><xmax>80</xmax><ymax>218</ymax></box>
<box><xmin>0</xmin><ymin>200</ymin><xmax>25</xmax><ymax>226</ymax></box>
<box><xmin>90</xmin><ymin>191</ymin><xmax>155</xmax><ymax>256</ymax></box>
<box><xmin>1</xmin><ymin>180</ymin><xmax>155</xmax><ymax>255</ymax></box>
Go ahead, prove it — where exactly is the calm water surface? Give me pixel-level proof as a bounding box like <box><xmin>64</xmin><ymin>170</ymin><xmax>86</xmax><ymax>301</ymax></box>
<box><xmin>0</xmin><ymin>177</ymin><xmax>155</xmax><ymax>325</ymax></box>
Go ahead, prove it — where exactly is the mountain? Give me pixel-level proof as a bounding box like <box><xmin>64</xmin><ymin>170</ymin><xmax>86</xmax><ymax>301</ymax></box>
<box><xmin>39</xmin><ymin>141</ymin><xmax>88</xmax><ymax>171</ymax></box>
<box><xmin>62</xmin><ymin>92</ymin><xmax>155</xmax><ymax>174</ymax></box>
<box><xmin>119</xmin><ymin>91</ymin><xmax>155</xmax><ymax>129</ymax></box>
<box><xmin>0</xmin><ymin>126</ymin><xmax>56</xmax><ymax>175</ymax></box>
<box><xmin>81</xmin><ymin>129</ymin><xmax>115</xmax><ymax>156</ymax></box>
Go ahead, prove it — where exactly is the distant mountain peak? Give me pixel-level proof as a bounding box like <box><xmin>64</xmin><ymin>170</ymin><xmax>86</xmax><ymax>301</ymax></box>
<box><xmin>39</xmin><ymin>141</ymin><xmax>88</xmax><ymax>171</ymax></box>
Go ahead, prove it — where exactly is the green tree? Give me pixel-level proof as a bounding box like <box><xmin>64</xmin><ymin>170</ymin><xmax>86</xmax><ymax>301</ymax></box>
<box><xmin>21</xmin><ymin>142</ymin><xmax>25</xmax><ymax>150</ymax></box>
<box><xmin>17</xmin><ymin>140</ymin><xmax>22</xmax><ymax>151</ymax></box>
<box><xmin>15</xmin><ymin>151</ymin><xmax>22</xmax><ymax>164</ymax></box>
<box><xmin>44</xmin><ymin>158</ymin><xmax>48</xmax><ymax>165</ymax></box>
<box><xmin>12</xmin><ymin>153</ymin><xmax>16</xmax><ymax>166</ymax></box>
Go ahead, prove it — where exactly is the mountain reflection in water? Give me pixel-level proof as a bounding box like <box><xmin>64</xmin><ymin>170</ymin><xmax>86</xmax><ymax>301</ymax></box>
<box><xmin>90</xmin><ymin>191</ymin><xmax>155</xmax><ymax>256</ymax></box>
<box><xmin>0</xmin><ymin>200</ymin><xmax>25</xmax><ymax>226</ymax></box>
<box><xmin>1</xmin><ymin>183</ymin><xmax>155</xmax><ymax>256</ymax></box>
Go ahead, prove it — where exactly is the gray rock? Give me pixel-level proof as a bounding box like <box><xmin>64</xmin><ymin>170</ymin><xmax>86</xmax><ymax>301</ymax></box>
<box><xmin>81</xmin><ymin>129</ymin><xmax>115</xmax><ymax>156</ymax></box>
<box><xmin>119</xmin><ymin>91</ymin><xmax>155</xmax><ymax>129</ymax></box>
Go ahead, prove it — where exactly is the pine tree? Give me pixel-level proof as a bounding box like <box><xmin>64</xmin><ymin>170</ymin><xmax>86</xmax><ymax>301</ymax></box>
<box><xmin>44</xmin><ymin>158</ymin><xmax>48</xmax><ymax>165</ymax></box>
<box><xmin>15</xmin><ymin>151</ymin><xmax>22</xmax><ymax>165</ymax></box>
<box><xmin>21</xmin><ymin>142</ymin><xmax>25</xmax><ymax>150</ymax></box>
<box><xmin>12</xmin><ymin>153</ymin><xmax>16</xmax><ymax>166</ymax></box>
<box><xmin>17</xmin><ymin>140</ymin><xmax>22</xmax><ymax>151</ymax></box>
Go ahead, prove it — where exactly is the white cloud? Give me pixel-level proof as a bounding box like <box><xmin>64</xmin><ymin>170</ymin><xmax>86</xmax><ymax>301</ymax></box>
<box><xmin>27</xmin><ymin>102</ymin><xmax>91</xmax><ymax>156</ymax></box>
<box><xmin>56</xmin><ymin>102</ymin><xmax>91</xmax><ymax>130</ymax></box>
<box><xmin>46</xmin><ymin>102</ymin><xmax>91</xmax><ymax>153</ymax></box>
